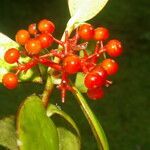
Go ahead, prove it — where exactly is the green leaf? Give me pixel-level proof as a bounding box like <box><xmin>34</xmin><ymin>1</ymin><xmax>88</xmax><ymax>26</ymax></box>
<box><xmin>68</xmin><ymin>0</ymin><xmax>109</xmax><ymax>23</ymax></box>
<box><xmin>47</xmin><ymin>104</ymin><xmax>80</xmax><ymax>137</ymax></box>
<box><xmin>18</xmin><ymin>67</ymin><xmax>43</xmax><ymax>83</ymax></box>
<box><xmin>0</xmin><ymin>116</ymin><xmax>17</xmax><ymax>150</ymax></box>
<box><xmin>0</xmin><ymin>33</ymin><xmax>43</xmax><ymax>83</ymax></box>
<box><xmin>47</xmin><ymin>104</ymin><xmax>81</xmax><ymax>150</ymax></box>
<box><xmin>75</xmin><ymin>72</ymin><xmax>87</xmax><ymax>93</ymax></box>
<box><xmin>57</xmin><ymin>127</ymin><xmax>80</xmax><ymax>150</ymax></box>
<box><xmin>17</xmin><ymin>95</ymin><xmax>59</xmax><ymax>150</ymax></box>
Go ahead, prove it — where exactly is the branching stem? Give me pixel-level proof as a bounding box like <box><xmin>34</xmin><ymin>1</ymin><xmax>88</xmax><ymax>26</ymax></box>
<box><xmin>41</xmin><ymin>24</ymin><xmax>74</xmax><ymax>107</ymax></box>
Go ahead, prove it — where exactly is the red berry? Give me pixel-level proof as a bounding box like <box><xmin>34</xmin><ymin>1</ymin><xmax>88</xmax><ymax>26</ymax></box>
<box><xmin>63</xmin><ymin>55</ymin><xmax>81</xmax><ymax>74</ymax></box>
<box><xmin>4</xmin><ymin>48</ymin><xmax>20</xmax><ymax>64</ymax></box>
<box><xmin>101</xmin><ymin>59</ymin><xmax>119</xmax><ymax>75</ymax></box>
<box><xmin>87</xmin><ymin>87</ymin><xmax>104</xmax><ymax>100</ymax></box>
<box><xmin>94</xmin><ymin>27</ymin><xmax>109</xmax><ymax>41</ymax></box>
<box><xmin>38</xmin><ymin>19</ymin><xmax>55</xmax><ymax>33</ymax></box>
<box><xmin>28</xmin><ymin>23</ymin><xmax>37</xmax><ymax>35</ymax></box>
<box><xmin>106</xmin><ymin>39</ymin><xmax>122</xmax><ymax>57</ymax></box>
<box><xmin>78</xmin><ymin>24</ymin><xmax>94</xmax><ymax>40</ymax></box>
<box><xmin>92</xmin><ymin>65</ymin><xmax>108</xmax><ymax>80</ymax></box>
<box><xmin>25</xmin><ymin>38</ymin><xmax>42</xmax><ymax>55</ymax></box>
<box><xmin>38</xmin><ymin>33</ymin><xmax>53</xmax><ymax>48</ymax></box>
<box><xmin>84</xmin><ymin>71</ymin><xmax>106</xmax><ymax>89</ymax></box>
<box><xmin>15</xmin><ymin>29</ymin><xmax>30</xmax><ymax>45</ymax></box>
<box><xmin>2</xmin><ymin>73</ymin><xmax>18</xmax><ymax>89</ymax></box>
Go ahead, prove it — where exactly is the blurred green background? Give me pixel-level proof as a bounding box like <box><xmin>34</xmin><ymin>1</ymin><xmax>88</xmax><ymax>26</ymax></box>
<box><xmin>0</xmin><ymin>0</ymin><xmax>150</xmax><ymax>149</ymax></box>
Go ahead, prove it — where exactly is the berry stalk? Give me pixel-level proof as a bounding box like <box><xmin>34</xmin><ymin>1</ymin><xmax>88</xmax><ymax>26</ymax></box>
<box><xmin>41</xmin><ymin>23</ymin><xmax>74</xmax><ymax>106</ymax></box>
<box><xmin>42</xmin><ymin>75</ymin><xmax>54</xmax><ymax>107</ymax></box>
<box><xmin>72</xmin><ymin>86</ymin><xmax>109</xmax><ymax>150</ymax></box>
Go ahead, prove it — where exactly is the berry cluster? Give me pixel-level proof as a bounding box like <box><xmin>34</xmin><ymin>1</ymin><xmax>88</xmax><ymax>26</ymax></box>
<box><xmin>2</xmin><ymin>19</ymin><xmax>122</xmax><ymax>102</ymax></box>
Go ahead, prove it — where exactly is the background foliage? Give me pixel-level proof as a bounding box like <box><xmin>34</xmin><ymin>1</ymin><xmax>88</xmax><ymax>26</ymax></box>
<box><xmin>0</xmin><ymin>0</ymin><xmax>150</xmax><ymax>149</ymax></box>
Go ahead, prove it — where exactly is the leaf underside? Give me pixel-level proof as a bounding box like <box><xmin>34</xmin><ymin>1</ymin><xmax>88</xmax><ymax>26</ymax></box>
<box><xmin>68</xmin><ymin>0</ymin><xmax>109</xmax><ymax>23</ymax></box>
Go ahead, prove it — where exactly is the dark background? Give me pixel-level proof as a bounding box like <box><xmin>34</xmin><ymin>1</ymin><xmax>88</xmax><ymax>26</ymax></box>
<box><xmin>0</xmin><ymin>0</ymin><xmax>150</xmax><ymax>149</ymax></box>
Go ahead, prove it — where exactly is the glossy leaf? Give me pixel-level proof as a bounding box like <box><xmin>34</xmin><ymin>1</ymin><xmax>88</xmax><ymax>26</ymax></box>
<box><xmin>47</xmin><ymin>104</ymin><xmax>81</xmax><ymax>150</ymax></box>
<box><xmin>17</xmin><ymin>95</ymin><xmax>59</xmax><ymax>150</ymax></box>
<box><xmin>0</xmin><ymin>33</ymin><xmax>43</xmax><ymax>83</ymax></box>
<box><xmin>68</xmin><ymin>0</ymin><xmax>109</xmax><ymax>23</ymax></box>
<box><xmin>0</xmin><ymin>116</ymin><xmax>17</xmax><ymax>150</ymax></box>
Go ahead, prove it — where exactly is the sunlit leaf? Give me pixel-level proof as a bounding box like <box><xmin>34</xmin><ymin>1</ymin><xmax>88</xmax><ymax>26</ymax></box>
<box><xmin>68</xmin><ymin>0</ymin><xmax>109</xmax><ymax>23</ymax></box>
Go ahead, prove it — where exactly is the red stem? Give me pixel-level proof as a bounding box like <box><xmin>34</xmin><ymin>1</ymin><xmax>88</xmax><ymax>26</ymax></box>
<box><xmin>39</xmin><ymin>58</ymin><xmax>62</xmax><ymax>71</ymax></box>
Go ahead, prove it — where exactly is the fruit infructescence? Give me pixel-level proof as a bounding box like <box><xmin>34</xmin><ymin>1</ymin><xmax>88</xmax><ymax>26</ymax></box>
<box><xmin>2</xmin><ymin>19</ymin><xmax>123</xmax><ymax>102</ymax></box>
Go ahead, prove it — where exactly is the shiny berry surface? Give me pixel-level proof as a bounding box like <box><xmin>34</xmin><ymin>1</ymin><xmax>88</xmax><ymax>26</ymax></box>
<box><xmin>3</xmin><ymin>19</ymin><xmax>123</xmax><ymax>102</ymax></box>
<box><xmin>15</xmin><ymin>29</ymin><xmax>30</xmax><ymax>45</ymax></box>
<box><xmin>101</xmin><ymin>59</ymin><xmax>119</xmax><ymax>75</ymax></box>
<box><xmin>63</xmin><ymin>55</ymin><xmax>81</xmax><ymax>74</ymax></box>
<box><xmin>87</xmin><ymin>87</ymin><xmax>104</xmax><ymax>100</ymax></box>
<box><xmin>4</xmin><ymin>48</ymin><xmax>20</xmax><ymax>64</ymax></box>
<box><xmin>25</xmin><ymin>38</ymin><xmax>42</xmax><ymax>55</ymax></box>
<box><xmin>106</xmin><ymin>39</ymin><xmax>122</xmax><ymax>57</ymax></box>
<box><xmin>92</xmin><ymin>65</ymin><xmax>108</xmax><ymax>80</ymax></box>
<box><xmin>94</xmin><ymin>27</ymin><xmax>109</xmax><ymax>41</ymax></box>
<box><xmin>38</xmin><ymin>19</ymin><xmax>55</xmax><ymax>33</ymax></box>
<box><xmin>78</xmin><ymin>24</ymin><xmax>94</xmax><ymax>40</ymax></box>
<box><xmin>28</xmin><ymin>23</ymin><xmax>37</xmax><ymax>35</ymax></box>
<box><xmin>84</xmin><ymin>72</ymin><xmax>105</xmax><ymax>89</ymax></box>
<box><xmin>38</xmin><ymin>33</ymin><xmax>53</xmax><ymax>48</ymax></box>
<box><xmin>2</xmin><ymin>73</ymin><xmax>18</xmax><ymax>89</ymax></box>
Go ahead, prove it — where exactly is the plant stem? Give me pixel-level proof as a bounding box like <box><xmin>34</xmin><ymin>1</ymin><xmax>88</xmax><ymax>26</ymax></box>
<box><xmin>72</xmin><ymin>86</ymin><xmax>109</xmax><ymax>150</ymax></box>
<box><xmin>42</xmin><ymin>75</ymin><xmax>54</xmax><ymax>107</ymax></box>
<box><xmin>41</xmin><ymin>23</ymin><xmax>74</xmax><ymax>107</ymax></box>
<box><xmin>41</xmin><ymin>18</ymin><xmax>109</xmax><ymax>149</ymax></box>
